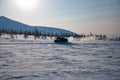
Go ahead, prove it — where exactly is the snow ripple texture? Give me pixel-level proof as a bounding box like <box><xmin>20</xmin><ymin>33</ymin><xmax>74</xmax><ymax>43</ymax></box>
<box><xmin>0</xmin><ymin>41</ymin><xmax>120</xmax><ymax>80</ymax></box>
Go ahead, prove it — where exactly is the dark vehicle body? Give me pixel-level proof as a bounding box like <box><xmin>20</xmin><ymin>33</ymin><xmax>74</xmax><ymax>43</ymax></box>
<box><xmin>54</xmin><ymin>37</ymin><xmax>68</xmax><ymax>43</ymax></box>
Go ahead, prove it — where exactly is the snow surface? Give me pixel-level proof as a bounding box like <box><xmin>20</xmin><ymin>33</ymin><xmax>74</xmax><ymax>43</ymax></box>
<box><xmin>0</xmin><ymin>38</ymin><xmax>120</xmax><ymax>80</ymax></box>
<box><xmin>0</xmin><ymin>16</ymin><xmax>76</xmax><ymax>36</ymax></box>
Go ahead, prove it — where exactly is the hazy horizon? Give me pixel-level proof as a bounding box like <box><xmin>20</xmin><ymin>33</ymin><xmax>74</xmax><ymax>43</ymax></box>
<box><xmin>0</xmin><ymin>0</ymin><xmax>120</xmax><ymax>35</ymax></box>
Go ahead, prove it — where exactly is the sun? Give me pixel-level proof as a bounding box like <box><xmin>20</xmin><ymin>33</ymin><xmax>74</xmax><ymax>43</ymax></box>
<box><xmin>14</xmin><ymin>0</ymin><xmax>39</xmax><ymax>10</ymax></box>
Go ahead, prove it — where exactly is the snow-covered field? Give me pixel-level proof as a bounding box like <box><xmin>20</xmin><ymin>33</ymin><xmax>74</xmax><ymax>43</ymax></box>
<box><xmin>0</xmin><ymin>38</ymin><xmax>120</xmax><ymax>80</ymax></box>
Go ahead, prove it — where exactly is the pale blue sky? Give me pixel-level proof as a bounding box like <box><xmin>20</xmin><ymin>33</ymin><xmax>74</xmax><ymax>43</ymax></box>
<box><xmin>0</xmin><ymin>0</ymin><xmax>120</xmax><ymax>34</ymax></box>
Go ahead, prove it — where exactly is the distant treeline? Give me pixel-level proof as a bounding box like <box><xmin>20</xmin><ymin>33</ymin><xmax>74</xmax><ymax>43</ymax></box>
<box><xmin>0</xmin><ymin>28</ymin><xmax>120</xmax><ymax>41</ymax></box>
<box><xmin>0</xmin><ymin>28</ymin><xmax>77</xmax><ymax>40</ymax></box>
<box><xmin>74</xmin><ymin>32</ymin><xmax>120</xmax><ymax>41</ymax></box>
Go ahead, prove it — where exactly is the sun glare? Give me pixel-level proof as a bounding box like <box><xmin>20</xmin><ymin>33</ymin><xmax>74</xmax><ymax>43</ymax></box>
<box><xmin>14</xmin><ymin>0</ymin><xmax>39</xmax><ymax>10</ymax></box>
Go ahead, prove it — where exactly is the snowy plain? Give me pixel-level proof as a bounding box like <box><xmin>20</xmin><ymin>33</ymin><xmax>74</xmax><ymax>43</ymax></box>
<box><xmin>0</xmin><ymin>36</ymin><xmax>120</xmax><ymax>80</ymax></box>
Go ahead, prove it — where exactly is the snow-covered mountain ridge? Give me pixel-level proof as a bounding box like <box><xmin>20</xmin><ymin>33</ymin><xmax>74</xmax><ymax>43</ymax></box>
<box><xmin>0</xmin><ymin>16</ymin><xmax>76</xmax><ymax>36</ymax></box>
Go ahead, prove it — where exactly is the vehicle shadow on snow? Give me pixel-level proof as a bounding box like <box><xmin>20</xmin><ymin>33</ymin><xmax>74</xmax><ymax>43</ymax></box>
<box><xmin>54</xmin><ymin>42</ymin><xmax>75</xmax><ymax>45</ymax></box>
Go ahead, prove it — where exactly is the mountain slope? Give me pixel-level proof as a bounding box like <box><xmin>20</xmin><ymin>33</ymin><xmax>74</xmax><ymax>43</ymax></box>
<box><xmin>0</xmin><ymin>16</ymin><xmax>34</xmax><ymax>31</ymax></box>
<box><xmin>0</xmin><ymin>16</ymin><xmax>76</xmax><ymax>36</ymax></box>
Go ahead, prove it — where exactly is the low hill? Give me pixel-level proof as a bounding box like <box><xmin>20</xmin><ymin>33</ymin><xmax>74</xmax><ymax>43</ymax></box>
<box><xmin>0</xmin><ymin>16</ymin><xmax>76</xmax><ymax>37</ymax></box>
